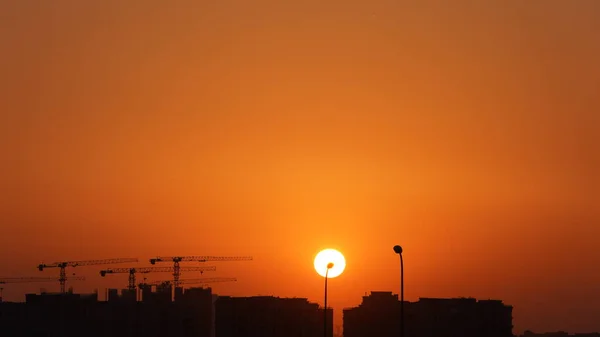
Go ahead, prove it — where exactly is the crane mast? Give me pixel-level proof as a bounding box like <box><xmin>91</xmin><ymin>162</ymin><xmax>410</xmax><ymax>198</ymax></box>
<box><xmin>38</xmin><ymin>258</ymin><xmax>138</xmax><ymax>293</ymax></box>
<box><xmin>100</xmin><ymin>266</ymin><xmax>217</xmax><ymax>290</ymax></box>
<box><xmin>149</xmin><ymin>256</ymin><xmax>252</xmax><ymax>288</ymax></box>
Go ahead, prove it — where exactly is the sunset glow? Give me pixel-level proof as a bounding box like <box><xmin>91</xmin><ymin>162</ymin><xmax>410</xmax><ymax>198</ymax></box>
<box><xmin>314</xmin><ymin>249</ymin><xmax>346</xmax><ymax>278</ymax></box>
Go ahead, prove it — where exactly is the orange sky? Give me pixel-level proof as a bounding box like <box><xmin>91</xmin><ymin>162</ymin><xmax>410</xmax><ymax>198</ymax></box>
<box><xmin>1</xmin><ymin>0</ymin><xmax>599</xmax><ymax>333</ymax></box>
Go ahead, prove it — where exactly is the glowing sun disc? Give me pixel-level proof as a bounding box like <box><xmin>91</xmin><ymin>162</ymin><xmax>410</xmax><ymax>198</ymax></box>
<box><xmin>314</xmin><ymin>249</ymin><xmax>346</xmax><ymax>278</ymax></box>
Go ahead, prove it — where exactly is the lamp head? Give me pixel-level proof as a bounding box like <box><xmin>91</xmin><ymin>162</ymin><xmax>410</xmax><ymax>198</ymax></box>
<box><xmin>327</xmin><ymin>262</ymin><xmax>334</xmax><ymax>269</ymax></box>
<box><xmin>393</xmin><ymin>245</ymin><xmax>403</xmax><ymax>254</ymax></box>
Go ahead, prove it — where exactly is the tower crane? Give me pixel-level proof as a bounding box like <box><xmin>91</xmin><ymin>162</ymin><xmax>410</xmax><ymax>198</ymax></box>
<box><xmin>99</xmin><ymin>266</ymin><xmax>217</xmax><ymax>291</ymax></box>
<box><xmin>38</xmin><ymin>258</ymin><xmax>138</xmax><ymax>293</ymax></box>
<box><xmin>149</xmin><ymin>255</ymin><xmax>252</xmax><ymax>288</ymax></box>
<box><xmin>144</xmin><ymin>277</ymin><xmax>237</xmax><ymax>288</ymax></box>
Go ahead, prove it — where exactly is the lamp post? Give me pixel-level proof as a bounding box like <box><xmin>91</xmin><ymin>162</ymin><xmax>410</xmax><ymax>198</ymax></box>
<box><xmin>324</xmin><ymin>262</ymin><xmax>333</xmax><ymax>337</ymax></box>
<box><xmin>393</xmin><ymin>245</ymin><xmax>404</xmax><ymax>337</ymax></box>
<box><xmin>314</xmin><ymin>249</ymin><xmax>345</xmax><ymax>337</ymax></box>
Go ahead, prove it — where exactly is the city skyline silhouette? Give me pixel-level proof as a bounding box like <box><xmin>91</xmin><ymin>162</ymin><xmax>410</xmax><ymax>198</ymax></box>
<box><xmin>1</xmin><ymin>0</ymin><xmax>599</xmax><ymax>335</ymax></box>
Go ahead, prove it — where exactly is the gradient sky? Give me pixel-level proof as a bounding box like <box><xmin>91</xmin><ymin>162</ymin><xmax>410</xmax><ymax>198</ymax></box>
<box><xmin>1</xmin><ymin>0</ymin><xmax>599</xmax><ymax>333</ymax></box>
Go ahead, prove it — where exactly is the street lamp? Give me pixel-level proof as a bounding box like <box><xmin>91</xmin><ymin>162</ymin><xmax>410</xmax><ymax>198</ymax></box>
<box><xmin>393</xmin><ymin>245</ymin><xmax>404</xmax><ymax>337</ymax></box>
<box><xmin>324</xmin><ymin>262</ymin><xmax>334</xmax><ymax>337</ymax></box>
<box><xmin>314</xmin><ymin>249</ymin><xmax>346</xmax><ymax>337</ymax></box>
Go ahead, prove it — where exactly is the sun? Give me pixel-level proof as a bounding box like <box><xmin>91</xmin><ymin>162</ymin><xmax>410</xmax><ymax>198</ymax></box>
<box><xmin>314</xmin><ymin>249</ymin><xmax>346</xmax><ymax>278</ymax></box>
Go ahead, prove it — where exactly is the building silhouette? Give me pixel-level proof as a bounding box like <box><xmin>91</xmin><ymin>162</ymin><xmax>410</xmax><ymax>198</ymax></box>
<box><xmin>1</xmin><ymin>289</ymin><xmax>331</xmax><ymax>337</ymax></box>
<box><xmin>0</xmin><ymin>286</ymin><xmax>213</xmax><ymax>337</ymax></box>
<box><xmin>215</xmin><ymin>296</ymin><xmax>333</xmax><ymax>337</ymax></box>
<box><xmin>10</xmin><ymin>289</ymin><xmax>589</xmax><ymax>337</ymax></box>
<box><xmin>343</xmin><ymin>291</ymin><xmax>513</xmax><ymax>337</ymax></box>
